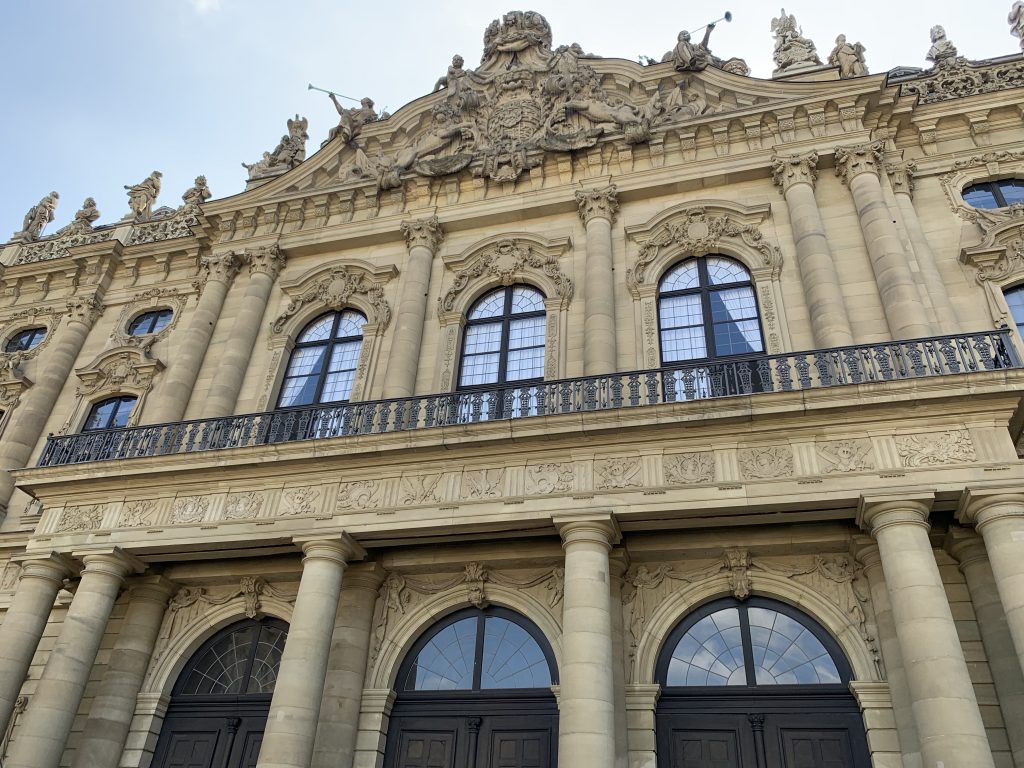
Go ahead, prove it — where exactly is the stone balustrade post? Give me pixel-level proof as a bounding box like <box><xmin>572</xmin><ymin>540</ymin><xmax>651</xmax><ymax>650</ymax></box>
<box><xmin>145</xmin><ymin>253</ymin><xmax>241</xmax><ymax>423</ymax></box>
<box><xmin>382</xmin><ymin>217</ymin><xmax>444</xmax><ymax>399</ymax></box>
<box><xmin>835</xmin><ymin>142</ymin><xmax>932</xmax><ymax>340</ymax></box>
<box><xmin>947</xmin><ymin>526</ymin><xmax>1024</xmax><ymax>766</ymax></box>
<box><xmin>857</xmin><ymin>494</ymin><xmax>994</xmax><ymax>767</ymax></box>
<box><xmin>70</xmin><ymin>575</ymin><xmax>177</xmax><ymax>768</ymax></box>
<box><xmin>852</xmin><ymin>537</ymin><xmax>921</xmax><ymax>767</ymax></box>
<box><xmin>554</xmin><ymin>512</ymin><xmax>620</xmax><ymax>768</ymax></box>
<box><xmin>0</xmin><ymin>297</ymin><xmax>104</xmax><ymax>515</ymax></box>
<box><xmin>771</xmin><ymin>150</ymin><xmax>854</xmax><ymax>347</ymax></box>
<box><xmin>0</xmin><ymin>553</ymin><xmax>75</xmax><ymax>736</ymax></box>
<box><xmin>6</xmin><ymin>548</ymin><xmax>142</xmax><ymax>768</ymax></box>
<box><xmin>312</xmin><ymin>562</ymin><xmax>386</xmax><ymax>768</ymax></box>
<box><xmin>959</xmin><ymin>489</ymin><xmax>1024</xmax><ymax>681</ymax></box>
<box><xmin>202</xmin><ymin>245</ymin><xmax>286</xmax><ymax>418</ymax></box>
<box><xmin>576</xmin><ymin>185</ymin><xmax>620</xmax><ymax>375</ymax></box>
<box><xmin>886</xmin><ymin>161</ymin><xmax>959</xmax><ymax>334</ymax></box>
<box><xmin>256</xmin><ymin>534</ymin><xmax>366</xmax><ymax>768</ymax></box>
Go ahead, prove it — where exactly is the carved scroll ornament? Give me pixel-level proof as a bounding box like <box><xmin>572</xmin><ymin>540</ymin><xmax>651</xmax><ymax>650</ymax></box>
<box><xmin>271</xmin><ymin>263</ymin><xmax>394</xmax><ymax>333</ymax></box>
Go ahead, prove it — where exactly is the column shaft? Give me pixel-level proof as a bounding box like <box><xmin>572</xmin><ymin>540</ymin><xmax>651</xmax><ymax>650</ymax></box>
<box><xmin>861</xmin><ymin>499</ymin><xmax>994</xmax><ymax>767</ymax></box>
<box><xmin>0</xmin><ymin>555</ymin><xmax>72</xmax><ymax>735</ymax></box>
<box><xmin>202</xmin><ymin>246</ymin><xmax>284</xmax><ymax>418</ymax></box>
<box><xmin>145</xmin><ymin>254</ymin><xmax>239</xmax><ymax>423</ymax></box>
<box><xmin>6</xmin><ymin>551</ymin><xmax>136</xmax><ymax>768</ymax></box>
<box><xmin>70</xmin><ymin>576</ymin><xmax>176</xmax><ymax>768</ymax></box>
<box><xmin>836</xmin><ymin>144</ymin><xmax>931</xmax><ymax>339</ymax></box>
<box><xmin>383</xmin><ymin>217</ymin><xmax>443</xmax><ymax>399</ymax></box>
<box><xmin>311</xmin><ymin>563</ymin><xmax>384</xmax><ymax>768</ymax></box>
<box><xmin>555</xmin><ymin>515</ymin><xmax>618</xmax><ymax>768</ymax></box>
<box><xmin>577</xmin><ymin>186</ymin><xmax>619</xmax><ymax>375</ymax></box>
<box><xmin>0</xmin><ymin>299</ymin><xmax>102</xmax><ymax>512</ymax></box>
<box><xmin>257</xmin><ymin>537</ymin><xmax>363</xmax><ymax>768</ymax></box>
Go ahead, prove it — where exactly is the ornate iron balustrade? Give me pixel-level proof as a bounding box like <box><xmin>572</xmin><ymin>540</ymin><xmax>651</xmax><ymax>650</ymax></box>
<box><xmin>37</xmin><ymin>330</ymin><xmax>1020</xmax><ymax>467</ymax></box>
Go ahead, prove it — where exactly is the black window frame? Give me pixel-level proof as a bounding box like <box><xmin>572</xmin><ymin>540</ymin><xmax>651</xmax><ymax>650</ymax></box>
<box><xmin>82</xmin><ymin>395</ymin><xmax>138</xmax><ymax>432</ymax></box>
<box><xmin>962</xmin><ymin>178</ymin><xmax>1024</xmax><ymax>209</ymax></box>
<box><xmin>276</xmin><ymin>310</ymin><xmax>367</xmax><ymax>409</ymax></box>
<box><xmin>657</xmin><ymin>255</ymin><xmax>766</xmax><ymax>366</ymax></box>
<box><xmin>1006</xmin><ymin>284</ymin><xmax>1024</xmax><ymax>343</ymax></box>
<box><xmin>456</xmin><ymin>285</ymin><xmax>547</xmax><ymax>392</ymax></box>
<box><xmin>3</xmin><ymin>326</ymin><xmax>47</xmax><ymax>353</ymax></box>
<box><xmin>127</xmin><ymin>308</ymin><xmax>173</xmax><ymax>336</ymax></box>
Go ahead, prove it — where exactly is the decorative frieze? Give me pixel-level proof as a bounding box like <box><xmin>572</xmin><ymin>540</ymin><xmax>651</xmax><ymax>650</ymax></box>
<box><xmin>225</xmin><ymin>491</ymin><xmax>265</xmax><ymax>520</ymax></box>
<box><xmin>895</xmin><ymin>430</ymin><xmax>976</xmax><ymax>467</ymax></box>
<box><xmin>55</xmin><ymin>504</ymin><xmax>104</xmax><ymax>533</ymax></box>
<box><xmin>398</xmin><ymin>474</ymin><xmax>444</xmax><ymax>506</ymax></box>
<box><xmin>526</xmin><ymin>462</ymin><xmax>575</xmax><ymax>495</ymax></box>
<box><xmin>461</xmin><ymin>469</ymin><xmax>504</xmax><ymax>499</ymax></box>
<box><xmin>595</xmin><ymin>457</ymin><xmax>643</xmax><ymax>489</ymax></box>
<box><xmin>119</xmin><ymin>500</ymin><xmax>156</xmax><ymax>528</ymax></box>
<box><xmin>282</xmin><ymin>487</ymin><xmax>320</xmax><ymax>516</ymax></box>
<box><xmin>663</xmin><ymin>452</ymin><xmax>715</xmax><ymax>484</ymax></box>
<box><xmin>0</xmin><ymin>561</ymin><xmax>23</xmax><ymax>592</ymax></box>
<box><xmin>171</xmin><ymin>496</ymin><xmax>210</xmax><ymax>525</ymax></box>
<box><xmin>900</xmin><ymin>57</ymin><xmax>1024</xmax><ymax>104</ymax></box>
<box><xmin>817</xmin><ymin>439</ymin><xmax>875</xmax><ymax>474</ymax></box>
<box><xmin>337</xmin><ymin>480</ymin><xmax>382</xmax><ymax>511</ymax></box>
<box><xmin>737</xmin><ymin>446</ymin><xmax>794</xmax><ymax>480</ymax></box>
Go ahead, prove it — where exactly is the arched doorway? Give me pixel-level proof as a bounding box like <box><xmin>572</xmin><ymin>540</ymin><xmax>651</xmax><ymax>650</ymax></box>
<box><xmin>655</xmin><ymin>597</ymin><xmax>870</xmax><ymax>768</ymax></box>
<box><xmin>385</xmin><ymin>607</ymin><xmax>559</xmax><ymax>768</ymax></box>
<box><xmin>151</xmin><ymin>618</ymin><xmax>287</xmax><ymax>768</ymax></box>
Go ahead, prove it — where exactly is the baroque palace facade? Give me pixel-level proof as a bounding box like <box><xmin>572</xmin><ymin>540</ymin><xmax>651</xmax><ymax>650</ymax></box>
<box><xmin>5</xmin><ymin>8</ymin><xmax>1024</xmax><ymax>768</ymax></box>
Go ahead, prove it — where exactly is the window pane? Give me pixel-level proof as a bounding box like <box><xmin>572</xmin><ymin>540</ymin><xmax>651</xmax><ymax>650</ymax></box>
<box><xmin>706</xmin><ymin>258</ymin><xmax>750</xmax><ymax>286</ymax></box>
<box><xmin>1006</xmin><ymin>287</ymin><xmax>1024</xmax><ymax>338</ymax></box>
<box><xmin>298</xmin><ymin>315</ymin><xmax>335</xmax><ymax>343</ymax></box>
<box><xmin>963</xmin><ymin>185</ymin><xmax>999</xmax><ymax>209</ymax></box>
<box><xmin>508</xmin><ymin>316</ymin><xmax>545</xmax><ymax>350</ymax></box>
<box><xmin>747</xmin><ymin>607</ymin><xmax>840</xmax><ymax>685</ymax></box>
<box><xmin>712</xmin><ymin>319</ymin><xmax>764</xmax><ymax>356</ymax></box>
<box><xmin>1001</xmin><ymin>180</ymin><xmax>1024</xmax><ymax>206</ymax></box>
<box><xmin>285</xmin><ymin>347</ymin><xmax>327</xmax><ymax>378</ymax></box>
<box><xmin>320</xmin><ymin>371</ymin><xmax>355</xmax><ymax>402</ymax></box>
<box><xmin>246</xmin><ymin>625</ymin><xmax>287</xmax><ymax>693</ymax></box>
<box><xmin>84</xmin><ymin>400</ymin><xmax>117</xmax><ymax>430</ymax></box>
<box><xmin>510</xmin><ymin>286</ymin><xmax>545</xmax><ymax>314</ymax></box>
<box><xmin>5</xmin><ymin>327</ymin><xmax>46</xmax><ymax>353</ymax></box>
<box><xmin>709</xmin><ymin>287</ymin><xmax>758</xmax><ymax>323</ymax></box>
<box><xmin>659</xmin><ymin>294</ymin><xmax>703</xmax><ymax>330</ymax></box>
<box><xmin>660</xmin><ymin>261</ymin><xmax>700</xmax><ymax>292</ymax></box>
<box><xmin>278</xmin><ymin>375</ymin><xmax>318</xmax><ymax>407</ymax></box>
<box><xmin>336</xmin><ymin>311</ymin><xmax>367</xmax><ymax>338</ymax></box>
<box><xmin>128</xmin><ymin>310</ymin><xmax>172</xmax><ymax>336</ymax></box>
<box><xmin>661</xmin><ymin>327</ymin><xmax>707</xmax><ymax>362</ymax></box>
<box><xmin>180</xmin><ymin>625</ymin><xmax>258</xmax><ymax>695</ymax></box>
<box><xmin>110</xmin><ymin>399</ymin><xmax>135</xmax><ymax>428</ymax></box>
<box><xmin>480</xmin><ymin>617</ymin><xmax>551</xmax><ymax>689</ymax></box>
<box><xmin>150</xmin><ymin>309</ymin><xmax>173</xmax><ymax>334</ymax></box>
<box><xmin>468</xmin><ymin>290</ymin><xmax>506</xmax><ymax>320</ymax></box>
<box><xmin>329</xmin><ymin>341</ymin><xmax>362</xmax><ymax>373</ymax></box>
<box><xmin>665</xmin><ymin>608</ymin><xmax>747</xmax><ymax>686</ymax></box>
<box><xmin>505</xmin><ymin>347</ymin><xmax>544</xmax><ymax>381</ymax></box>
<box><xmin>407</xmin><ymin>617</ymin><xmax>478</xmax><ymax>691</ymax></box>
<box><xmin>464</xmin><ymin>323</ymin><xmax>502</xmax><ymax>355</ymax></box>
<box><xmin>459</xmin><ymin>353</ymin><xmax>500</xmax><ymax>386</ymax></box>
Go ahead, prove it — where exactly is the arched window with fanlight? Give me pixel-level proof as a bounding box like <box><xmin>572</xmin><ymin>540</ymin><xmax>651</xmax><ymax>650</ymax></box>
<box><xmin>385</xmin><ymin>607</ymin><xmax>559</xmax><ymax>768</ymax></box>
<box><xmin>658</xmin><ymin>256</ymin><xmax>766</xmax><ymax>399</ymax></box>
<box><xmin>455</xmin><ymin>285</ymin><xmax>546</xmax><ymax>421</ymax></box>
<box><xmin>277</xmin><ymin>310</ymin><xmax>367</xmax><ymax>408</ymax></box>
<box><xmin>963</xmin><ymin>178</ymin><xmax>1024</xmax><ymax>209</ymax></box>
<box><xmin>83</xmin><ymin>395</ymin><xmax>138</xmax><ymax>431</ymax></box>
<box><xmin>655</xmin><ymin>597</ymin><xmax>870</xmax><ymax>768</ymax></box>
<box><xmin>1005</xmin><ymin>285</ymin><xmax>1024</xmax><ymax>344</ymax></box>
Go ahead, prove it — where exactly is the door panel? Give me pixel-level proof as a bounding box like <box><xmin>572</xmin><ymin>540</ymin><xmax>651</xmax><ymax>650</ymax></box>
<box><xmin>669</xmin><ymin>730</ymin><xmax>742</xmax><ymax>768</ymax></box>
<box><xmin>395</xmin><ymin>729</ymin><xmax>458</xmax><ymax>768</ymax></box>
<box><xmin>233</xmin><ymin>730</ymin><xmax>264</xmax><ymax>768</ymax></box>
<box><xmin>778</xmin><ymin>729</ymin><xmax>853</xmax><ymax>768</ymax></box>
<box><xmin>153</xmin><ymin>724</ymin><xmax>225</xmax><ymax>768</ymax></box>
<box><xmin>485</xmin><ymin>728</ymin><xmax>550</xmax><ymax>768</ymax></box>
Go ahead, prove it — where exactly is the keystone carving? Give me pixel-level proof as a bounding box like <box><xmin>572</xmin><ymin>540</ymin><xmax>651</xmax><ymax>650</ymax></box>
<box><xmin>75</xmin><ymin>347</ymin><xmax>164</xmax><ymax>397</ymax></box>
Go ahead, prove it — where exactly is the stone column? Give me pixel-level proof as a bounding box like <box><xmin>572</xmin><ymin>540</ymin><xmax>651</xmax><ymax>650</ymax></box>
<box><xmin>70</xmin><ymin>575</ymin><xmax>176</xmax><ymax>768</ymax></box>
<box><xmin>382</xmin><ymin>217</ymin><xmax>443</xmax><ymax>399</ymax></box>
<box><xmin>947</xmin><ymin>527</ymin><xmax>1024</xmax><ymax>766</ymax></box>
<box><xmin>959</xmin><ymin>490</ymin><xmax>1024</xmax><ymax>681</ymax></box>
<box><xmin>0</xmin><ymin>297</ymin><xmax>104</xmax><ymax>514</ymax></box>
<box><xmin>257</xmin><ymin>535</ymin><xmax>366</xmax><ymax>768</ymax></box>
<box><xmin>886</xmin><ymin>161</ymin><xmax>959</xmax><ymax>335</ymax></box>
<box><xmin>0</xmin><ymin>553</ymin><xmax>74</xmax><ymax>736</ymax></box>
<box><xmin>771</xmin><ymin>150</ymin><xmax>854</xmax><ymax>347</ymax></box>
<box><xmin>835</xmin><ymin>142</ymin><xmax>932</xmax><ymax>340</ymax></box>
<box><xmin>6</xmin><ymin>549</ymin><xmax>141</xmax><ymax>768</ymax></box>
<box><xmin>145</xmin><ymin>253</ymin><xmax>241</xmax><ymax>423</ymax></box>
<box><xmin>554</xmin><ymin>512</ymin><xmax>620</xmax><ymax>768</ymax></box>
<box><xmin>576</xmin><ymin>185</ymin><xmax>620</xmax><ymax>375</ymax></box>
<box><xmin>608</xmin><ymin>551</ymin><xmax>629</xmax><ymax>768</ymax></box>
<box><xmin>858</xmin><ymin>494</ymin><xmax>994</xmax><ymax>768</ymax></box>
<box><xmin>202</xmin><ymin>244</ymin><xmax>286</xmax><ymax>418</ymax></box>
<box><xmin>853</xmin><ymin>538</ymin><xmax>921</xmax><ymax>768</ymax></box>
<box><xmin>312</xmin><ymin>562</ymin><xmax>386</xmax><ymax>768</ymax></box>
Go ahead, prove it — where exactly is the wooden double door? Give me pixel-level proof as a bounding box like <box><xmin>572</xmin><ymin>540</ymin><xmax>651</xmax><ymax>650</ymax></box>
<box><xmin>151</xmin><ymin>700</ymin><xmax>269</xmax><ymax>768</ymax></box>
<box><xmin>386</xmin><ymin>697</ymin><xmax>558</xmax><ymax>768</ymax></box>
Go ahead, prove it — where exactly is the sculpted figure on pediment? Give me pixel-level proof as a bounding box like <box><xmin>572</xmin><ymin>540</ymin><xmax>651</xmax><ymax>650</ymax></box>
<box><xmin>926</xmin><ymin>25</ymin><xmax>962</xmax><ymax>69</ymax></box>
<box><xmin>58</xmin><ymin>197</ymin><xmax>100</xmax><ymax>235</ymax></box>
<box><xmin>771</xmin><ymin>9</ymin><xmax>822</xmax><ymax>74</ymax></box>
<box><xmin>181</xmin><ymin>175</ymin><xmax>211</xmax><ymax>208</ymax></box>
<box><xmin>480</xmin><ymin>10</ymin><xmax>553</xmax><ymax>72</ymax></box>
<box><xmin>12</xmin><ymin>191</ymin><xmax>59</xmax><ymax>243</ymax></box>
<box><xmin>1012</xmin><ymin>1</ymin><xmax>1024</xmax><ymax>51</ymax></box>
<box><xmin>125</xmin><ymin>172</ymin><xmax>162</xmax><ymax>221</ymax></box>
<box><xmin>244</xmin><ymin>115</ymin><xmax>308</xmax><ymax>180</ymax></box>
<box><xmin>828</xmin><ymin>34</ymin><xmax>868</xmax><ymax>78</ymax></box>
<box><xmin>661</xmin><ymin>79</ymin><xmax>709</xmax><ymax>120</ymax></box>
<box><xmin>327</xmin><ymin>96</ymin><xmax>382</xmax><ymax>146</ymax></box>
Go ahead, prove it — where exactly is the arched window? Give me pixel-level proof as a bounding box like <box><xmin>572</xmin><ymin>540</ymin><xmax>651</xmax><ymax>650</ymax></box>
<box><xmin>127</xmin><ymin>308</ymin><xmax>173</xmax><ymax>336</ymax></box>
<box><xmin>277</xmin><ymin>310</ymin><xmax>367</xmax><ymax>408</ymax></box>
<box><xmin>1005</xmin><ymin>285</ymin><xmax>1024</xmax><ymax>342</ymax></box>
<box><xmin>83</xmin><ymin>395</ymin><xmax>138</xmax><ymax>431</ymax></box>
<box><xmin>386</xmin><ymin>607</ymin><xmax>559</xmax><ymax>768</ymax></box>
<box><xmin>152</xmin><ymin>618</ymin><xmax>288</xmax><ymax>768</ymax></box>
<box><xmin>458</xmin><ymin>285</ymin><xmax>546</xmax><ymax>389</ymax></box>
<box><xmin>4</xmin><ymin>327</ymin><xmax>46</xmax><ymax>353</ymax></box>
<box><xmin>655</xmin><ymin>598</ymin><xmax>869</xmax><ymax>767</ymax></box>
<box><xmin>963</xmin><ymin>179</ymin><xmax>1024</xmax><ymax>209</ymax></box>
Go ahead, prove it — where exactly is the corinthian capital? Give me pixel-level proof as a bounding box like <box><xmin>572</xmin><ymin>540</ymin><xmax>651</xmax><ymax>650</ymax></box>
<box><xmin>65</xmin><ymin>296</ymin><xmax>105</xmax><ymax>328</ymax></box>
<box><xmin>886</xmin><ymin>160</ymin><xmax>917</xmax><ymax>198</ymax></box>
<box><xmin>576</xmin><ymin>184</ymin><xmax>619</xmax><ymax>225</ymax></box>
<box><xmin>771</xmin><ymin>150</ymin><xmax>819</xmax><ymax>193</ymax></box>
<box><xmin>200</xmin><ymin>251</ymin><xmax>242</xmax><ymax>286</ymax></box>
<box><xmin>247</xmin><ymin>244</ymin><xmax>286</xmax><ymax>280</ymax></box>
<box><xmin>834</xmin><ymin>141</ymin><xmax>884</xmax><ymax>185</ymax></box>
<box><xmin>401</xmin><ymin>216</ymin><xmax>444</xmax><ymax>253</ymax></box>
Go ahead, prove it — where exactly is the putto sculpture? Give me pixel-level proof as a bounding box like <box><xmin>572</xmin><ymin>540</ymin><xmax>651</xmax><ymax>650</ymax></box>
<box><xmin>244</xmin><ymin>115</ymin><xmax>309</xmax><ymax>181</ymax></box>
<box><xmin>771</xmin><ymin>9</ymin><xmax>822</xmax><ymax>75</ymax></box>
<box><xmin>124</xmin><ymin>172</ymin><xmax>162</xmax><ymax>221</ymax></box>
<box><xmin>926</xmin><ymin>25</ymin><xmax>959</xmax><ymax>69</ymax></box>
<box><xmin>12</xmin><ymin>191</ymin><xmax>59</xmax><ymax>243</ymax></box>
<box><xmin>181</xmin><ymin>176</ymin><xmax>212</xmax><ymax>208</ymax></box>
<box><xmin>828</xmin><ymin>34</ymin><xmax>868</xmax><ymax>78</ymax></box>
<box><xmin>1012</xmin><ymin>1</ymin><xmax>1024</xmax><ymax>51</ymax></box>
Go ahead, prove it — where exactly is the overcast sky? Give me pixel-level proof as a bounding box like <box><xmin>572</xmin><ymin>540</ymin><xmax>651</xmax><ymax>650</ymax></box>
<box><xmin>1</xmin><ymin>0</ymin><xmax>1019</xmax><ymax>240</ymax></box>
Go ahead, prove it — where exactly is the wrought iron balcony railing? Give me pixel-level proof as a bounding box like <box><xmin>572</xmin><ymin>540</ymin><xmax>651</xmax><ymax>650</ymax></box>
<box><xmin>37</xmin><ymin>330</ymin><xmax>1020</xmax><ymax>468</ymax></box>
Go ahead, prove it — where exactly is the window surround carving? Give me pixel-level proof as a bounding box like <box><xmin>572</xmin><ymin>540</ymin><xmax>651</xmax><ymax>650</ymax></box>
<box><xmin>111</xmin><ymin>288</ymin><xmax>187</xmax><ymax>348</ymax></box>
<box><xmin>939</xmin><ymin>150</ymin><xmax>1024</xmax><ymax>224</ymax></box>
<box><xmin>59</xmin><ymin>346</ymin><xmax>165</xmax><ymax>433</ymax></box>
<box><xmin>624</xmin><ymin>200</ymin><xmax>789</xmax><ymax>367</ymax></box>
<box><xmin>0</xmin><ymin>307</ymin><xmax>58</xmax><ymax>365</ymax></box>
<box><xmin>435</xmin><ymin>233</ymin><xmax>573</xmax><ymax>391</ymax></box>
<box><xmin>261</xmin><ymin>260</ymin><xmax>397</xmax><ymax>408</ymax></box>
<box><xmin>960</xmin><ymin>208</ymin><xmax>1024</xmax><ymax>330</ymax></box>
